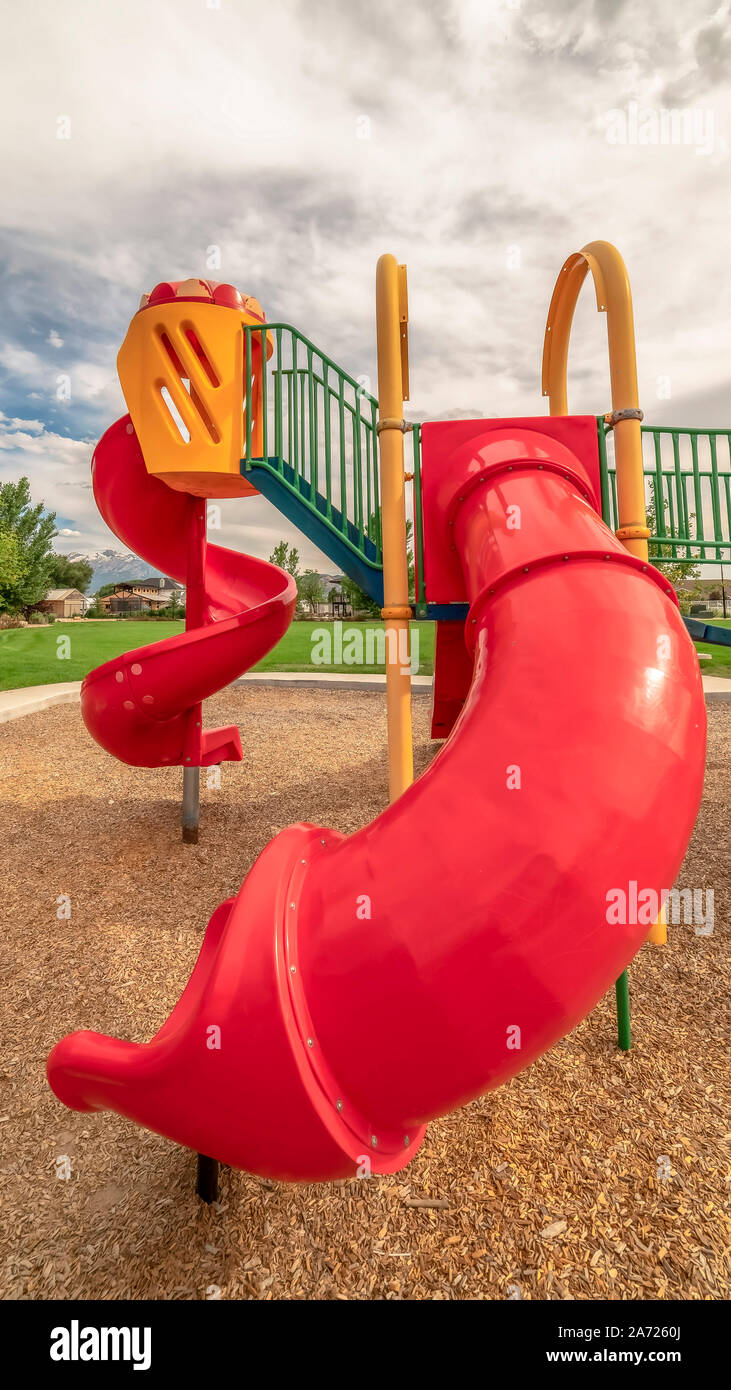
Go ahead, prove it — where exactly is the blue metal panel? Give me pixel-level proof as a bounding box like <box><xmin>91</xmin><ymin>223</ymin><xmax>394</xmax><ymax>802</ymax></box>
<box><xmin>425</xmin><ymin>603</ymin><xmax>470</xmax><ymax>623</ymax></box>
<box><xmin>683</xmin><ymin>616</ymin><xmax>731</xmax><ymax>646</ymax></box>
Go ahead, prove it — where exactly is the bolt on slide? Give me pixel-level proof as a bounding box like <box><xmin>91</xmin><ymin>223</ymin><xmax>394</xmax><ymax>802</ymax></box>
<box><xmin>47</xmin><ymin>257</ymin><xmax>706</xmax><ymax>1182</ymax></box>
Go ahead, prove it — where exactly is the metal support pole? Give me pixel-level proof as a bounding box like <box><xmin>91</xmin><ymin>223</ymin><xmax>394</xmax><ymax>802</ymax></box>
<box><xmin>615</xmin><ymin>971</ymin><xmax>631</xmax><ymax>1051</ymax></box>
<box><xmin>196</xmin><ymin>1153</ymin><xmax>219</xmax><ymax>1204</ymax></box>
<box><xmin>181</xmin><ymin>494</ymin><xmax>207</xmax><ymax>846</ymax></box>
<box><xmin>375</xmin><ymin>253</ymin><xmax>413</xmax><ymax>803</ymax></box>
<box><xmin>182</xmin><ymin>765</ymin><xmax>200</xmax><ymax>844</ymax></box>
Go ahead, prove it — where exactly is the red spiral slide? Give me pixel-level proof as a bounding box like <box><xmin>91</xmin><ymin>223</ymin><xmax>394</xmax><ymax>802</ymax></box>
<box><xmin>48</xmin><ymin>421</ymin><xmax>706</xmax><ymax>1182</ymax></box>
<box><xmin>79</xmin><ymin>415</ymin><xmax>297</xmax><ymax>768</ymax></box>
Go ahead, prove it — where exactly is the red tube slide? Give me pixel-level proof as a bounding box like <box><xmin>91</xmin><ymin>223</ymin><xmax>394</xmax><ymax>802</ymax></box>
<box><xmin>80</xmin><ymin>416</ymin><xmax>297</xmax><ymax>767</ymax></box>
<box><xmin>48</xmin><ymin>423</ymin><xmax>706</xmax><ymax>1180</ymax></box>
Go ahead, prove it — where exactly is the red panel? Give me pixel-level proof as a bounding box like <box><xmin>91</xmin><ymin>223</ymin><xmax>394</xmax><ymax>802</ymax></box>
<box><xmin>421</xmin><ymin>415</ymin><xmax>601</xmax><ymax>603</ymax></box>
<box><xmin>430</xmin><ymin>621</ymin><xmax>474</xmax><ymax>739</ymax></box>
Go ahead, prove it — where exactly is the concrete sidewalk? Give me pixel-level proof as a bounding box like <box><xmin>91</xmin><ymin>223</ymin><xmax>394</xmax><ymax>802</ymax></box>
<box><xmin>702</xmin><ymin>675</ymin><xmax>731</xmax><ymax>700</ymax></box>
<box><xmin>0</xmin><ymin>681</ymin><xmax>83</xmax><ymax>723</ymax></box>
<box><xmin>1</xmin><ymin>668</ymin><xmax>730</xmax><ymax>725</ymax></box>
<box><xmin>233</xmin><ymin>671</ymin><xmax>434</xmax><ymax>693</ymax></box>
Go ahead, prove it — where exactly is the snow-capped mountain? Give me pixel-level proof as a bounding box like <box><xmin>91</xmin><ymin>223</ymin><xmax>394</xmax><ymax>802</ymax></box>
<box><xmin>65</xmin><ymin>549</ymin><xmax>165</xmax><ymax>594</ymax></box>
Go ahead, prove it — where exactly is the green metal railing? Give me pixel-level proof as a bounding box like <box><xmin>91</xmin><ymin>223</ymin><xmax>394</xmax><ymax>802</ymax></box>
<box><xmin>240</xmin><ymin>326</ymin><xmax>731</xmax><ymax>600</ymax></box>
<box><xmin>243</xmin><ymin>323</ymin><xmax>382</xmax><ymax>567</ymax></box>
<box><xmin>597</xmin><ymin>419</ymin><xmax>731</xmax><ymax>564</ymax></box>
<box><xmin>410</xmin><ymin>418</ymin><xmax>731</xmax><ymax>609</ymax></box>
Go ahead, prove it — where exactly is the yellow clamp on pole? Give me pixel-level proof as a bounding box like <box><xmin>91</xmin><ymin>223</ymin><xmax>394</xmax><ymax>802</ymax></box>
<box><xmin>615</xmin><ymin>524</ymin><xmax>651</xmax><ymax>543</ymax></box>
<box><xmin>541</xmin><ymin>240</ymin><xmax>666</xmax><ymax>945</ymax></box>
<box><xmin>376</xmin><ymin>253</ymin><xmax>413</xmax><ymax>803</ymax></box>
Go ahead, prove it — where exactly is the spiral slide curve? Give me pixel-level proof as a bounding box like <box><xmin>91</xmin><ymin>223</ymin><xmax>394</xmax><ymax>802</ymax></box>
<box><xmin>48</xmin><ymin>421</ymin><xmax>706</xmax><ymax>1181</ymax></box>
<box><xmin>80</xmin><ymin>415</ymin><xmax>297</xmax><ymax>768</ymax></box>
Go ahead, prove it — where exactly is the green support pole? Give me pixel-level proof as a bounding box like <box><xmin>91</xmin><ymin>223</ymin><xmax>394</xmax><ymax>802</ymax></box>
<box><xmin>615</xmin><ymin>970</ymin><xmax>631</xmax><ymax>1051</ymax></box>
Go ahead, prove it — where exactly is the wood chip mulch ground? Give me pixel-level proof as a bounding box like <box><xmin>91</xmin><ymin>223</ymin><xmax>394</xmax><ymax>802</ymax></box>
<box><xmin>0</xmin><ymin>689</ymin><xmax>728</xmax><ymax>1301</ymax></box>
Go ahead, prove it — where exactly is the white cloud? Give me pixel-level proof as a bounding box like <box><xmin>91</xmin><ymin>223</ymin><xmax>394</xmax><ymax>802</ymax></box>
<box><xmin>0</xmin><ymin>416</ymin><xmax>332</xmax><ymax>567</ymax></box>
<box><xmin>1</xmin><ymin>0</ymin><xmax>730</xmax><ymax>559</ymax></box>
<box><xmin>0</xmin><ymin>344</ymin><xmax>45</xmax><ymax>379</ymax></box>
<box><xmin>0</xmin><ymin>412</ymin><xmax>45</xmax><ymax>434</ymax></box>
<box><xmin>2</xmin><ymin>2</ymin><xmax>728</xmax><ymax>421</ymax></box>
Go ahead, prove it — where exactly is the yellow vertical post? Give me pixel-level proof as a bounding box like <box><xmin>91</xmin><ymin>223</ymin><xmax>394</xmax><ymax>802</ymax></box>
<box><xmin>542</xmin><ymin>239</ymin><xmax>666</xmax><ymax>944</ymax></box>
<box><xmin>376</xmin><ymin>253</ymin><xmax>413</xmax><ymax>802</ymax></box>
<box><xmin>647</xmin><ymin>903</ymin><xmax>667</xmax><ymax>946</ymax></box>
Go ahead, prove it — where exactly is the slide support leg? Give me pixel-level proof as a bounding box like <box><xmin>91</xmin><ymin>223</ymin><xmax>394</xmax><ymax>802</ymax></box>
<box><xmin>182</xmin><ymin>766</ymin><xmax>200</xmax><ymax>844</ymax></box>
<box><xmin>615</xmin><ymin>970</ymin><xmax>631</xmax><ymax>1051</ymax></box>
<box><xmin>196</xmin><ymin>1153</ymin><xmax>219</xmax><ymax>1204</ymax></box>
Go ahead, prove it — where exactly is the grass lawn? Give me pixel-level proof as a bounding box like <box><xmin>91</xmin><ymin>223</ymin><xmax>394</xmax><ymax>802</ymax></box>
<box><xmin>0</xmin><ymin>621</ymin><xmax>185</xmax><ymax>690</ymax></box>
<box><xmin>2</xmin><ymin>615</ymin><xmax>729</xmax><ymax>691</ymax></box>
<box><xmin>252</xmin><ymin>620</ymin><xmax>434</xmax><ymax>675</ymax></box>
<box><xmin>0</xmin><ymin>620</ymin><xmax>436</xmax><ymax>691</ymax></box>
<box><xmin>694</xmin><ymin>617</ymin><xmax>731</xmax><ymax>678</ymax></box>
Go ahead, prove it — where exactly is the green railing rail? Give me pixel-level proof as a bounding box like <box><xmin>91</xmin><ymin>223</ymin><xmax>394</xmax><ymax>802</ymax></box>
<box><xmin>242</xmin><ymin>323</ymin><xmax>382</xmax><ymax>568</ymax></box>
<box><xmin>597</xmin><ymin>419</ymin><xmax>731</xmax><ymax>564</ymax></box>
<box><xmin>411</xmin><ymin>422</ymin><xmax>426</xmax><ymax>611</ymax></box>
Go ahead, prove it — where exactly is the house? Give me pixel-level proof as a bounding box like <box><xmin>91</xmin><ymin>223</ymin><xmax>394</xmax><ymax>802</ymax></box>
<box><xmin>127</xmin><ymin>576</ymin><xmax>184</xmax><ymax>602</ymax></box>
<box><xmin>674</xmin><ymin>576</ymin><xmax>729</xmax><ymax>618</ymax></box>
<box><xmin>311</xmin><ymin>574</ymin><xmax>352</xmax><ymax>618</ymax></box>
<box><xmin>99</xmin><ymin>577</ymin><xmax>184</xmax><ymax>614</ymax></box>
<box><xmin>40</xmin><ymin>588</ymin><xmax>85</xmax><ymax>619</ymax></box>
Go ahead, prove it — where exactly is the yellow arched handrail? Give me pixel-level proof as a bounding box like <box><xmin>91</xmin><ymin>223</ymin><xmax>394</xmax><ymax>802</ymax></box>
<box><xmin>541</xmin><ymin>240</ymin><xmax>650</xmax><ymax>563</ymax></box>
<box><xmin>542</xmin><ymin>241</ymin><xmax>665</xmax><ymax>948</ymax></box>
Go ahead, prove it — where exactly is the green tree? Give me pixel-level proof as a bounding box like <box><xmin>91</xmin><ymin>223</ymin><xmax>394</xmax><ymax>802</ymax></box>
<box><xmin>268</xmin><ymin>540</ymin><xmax>301</xmax><ymax>581</ymax></box>
<box><xmin>339</xmin><ymin>513</ymin><xmax>415</xmax><ymax>616</ymax></box>
<box><xmin>0</xmin><ymin>528</ymin><xmax>26</xmax><ymax>593</ymax></box>
<box><xmin>340</xmin><ymin>574</ymin><xmax>380</xmax><ymax>617</ymax></box>
<box><xmin>297</xmin><ymin>569</ymin><xmax>325</xmax><ymax>613</ymax></box>
<box><xmin>0</xmin><ymin>478</ymin><xmax>57</xmax><ymax>614</ymax></box>
<box><xmin>405</xmin><ymin>517</ymin><xmax>415</xmax><ymax>597</ymax></box>
<box><xmin>95</xmin><ymin>582</ymin><xmax>119</xmax><ymax>598</ymax></box>
<box><xmin>47</xmin><ymin>553</ymin><xmax>93</xmax><ymax>594</ymax></box>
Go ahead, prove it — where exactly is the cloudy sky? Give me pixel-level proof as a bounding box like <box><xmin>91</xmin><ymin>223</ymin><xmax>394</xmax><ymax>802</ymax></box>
<box><xmin>1</xmin><ymin>0</ymin><xmax>729</xmax><ymax>574</ymax></box>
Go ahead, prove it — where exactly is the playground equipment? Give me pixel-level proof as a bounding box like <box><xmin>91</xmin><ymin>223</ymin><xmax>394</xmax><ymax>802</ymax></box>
<box><xmin>81</xmin><ymin>415</ymin><xmax>296</xmax><ymax>770</ymax></box>
<box><xmin>80</xmin><ymin>281</ymin><xmax>295</xmax><ymax>778</ymax></box>
<box><xmin>47</xmin><ymin>247</ymin><xmax>713</xmax><ymax>1183</ymax></box>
